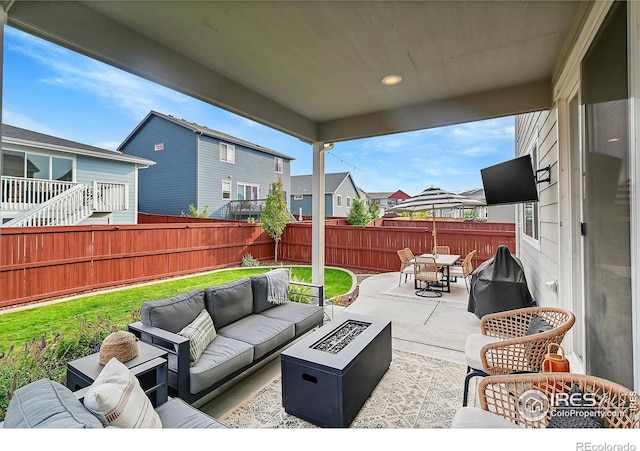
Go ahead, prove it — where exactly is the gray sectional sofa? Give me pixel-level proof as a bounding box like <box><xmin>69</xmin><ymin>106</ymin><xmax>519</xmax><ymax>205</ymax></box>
<box><xmin>128</xmin><ymin>270</ymin><xmax>324</xmax><ymax>405</ymax></box>
<box><xmin>0</xmin><ymin>378</ymin><xmax>226</xmax><ymax>429</ymax></box>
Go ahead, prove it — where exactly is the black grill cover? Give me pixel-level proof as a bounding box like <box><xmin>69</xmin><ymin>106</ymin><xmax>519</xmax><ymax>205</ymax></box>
<box><xmin>467</xmin><ymin>245</ymin><xmax>536</xmax><ymax>319</ymax></box>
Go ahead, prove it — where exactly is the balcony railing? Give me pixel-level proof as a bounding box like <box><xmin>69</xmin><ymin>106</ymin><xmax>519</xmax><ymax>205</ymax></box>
<box><xmin>1</xmin><ymin>176</ymin><xmax>78</xmax><ymax>211</ymax></box>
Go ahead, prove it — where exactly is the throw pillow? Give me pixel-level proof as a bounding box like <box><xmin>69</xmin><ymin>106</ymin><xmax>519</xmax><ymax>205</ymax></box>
<box><xmin>547</xmin><ymin>385</ymin><xmax>604</xmax><ymax>428</ymax></box>
<box><xmin>177</xmin><ymin>308</ymin><xmax>217</xmax><ymax>364</ymax></box>
<box><xmin>83</xmin><ymin>358</ymin><xmax>162</xmax><ymax>428</ymax></box>
<box><xmin>526</xmin><ymin>314</ymin><xmax>554</xmax><ymax>335</ymax></box>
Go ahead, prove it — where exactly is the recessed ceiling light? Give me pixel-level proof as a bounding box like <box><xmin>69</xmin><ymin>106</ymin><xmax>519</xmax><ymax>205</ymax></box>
<box><xmin>381</xmin><ymin>75</ymin><xmax>402</xmax><ymax>86</ymax></box>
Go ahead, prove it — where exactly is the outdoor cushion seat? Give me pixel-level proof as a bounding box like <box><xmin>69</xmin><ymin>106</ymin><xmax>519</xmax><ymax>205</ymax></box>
<box><xmin>258</xmin><ymin>302</ymin><xmax>324</xmax><ymax>335</ymax></box>
<box><xmin>451</xmin><ymin>406</ymin><xmax>522</xmax><ymax>428</ymax></box>
<box><xmin>189</xmin><ymin>335</ymin><xmax>254</xmax><ymax>395</ymax></box>
<box><xmin>463</xmin><ymin>334</ymin><xmax>501</xmax><ymax>370</ymax></box>
<box><xmin>217</xmin><ymin>314</ymin><xmax>295</xmax><ymax>360</ymax></box>
<box><xmin>155</xmin><ymin>398</ymin><xmax>226</xmax><ymax>428</ymax></box>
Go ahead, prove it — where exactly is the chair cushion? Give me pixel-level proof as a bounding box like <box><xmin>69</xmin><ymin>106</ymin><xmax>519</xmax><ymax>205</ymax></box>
<box><xmin>464</xmin><ymin>333</ymin><xmax>502</xmax><ymax>370</ymax></box>
<box><xmin>189</xmin><ymin>335</ymin><xmax>254</xmax><ymax>394</ymax></box>
<box><xmin>141</xmin><ymin>289</ymin><xmax>206</xmax><ymax>333</ymax></box>
<box><xmin>155</xmin><ymin>398</ymin><xmax>227</xmax><ymax>428</ymax></box>
<box><xmin>258</xmin><ymin>302</ymin><xmax>323</xmax><ymax>336</ymax></box>
<box><xmin>177</xmin><ymin>308</ymin><xmax>217</xmax><ymax>364</ymax></box>
<box><xmin>205</xmin><ymin>278</ymin><xmax>254</xmax><ymax>329</ymax></box>
<box><xmin>83</xmin><ymin>358</ymin><xmax>162</xmax><ymax>428</ymax></box>
<box><xmin>451</xmin><ymin>407</ymin><xmax>522</xmax><ymax>428</ymax></box>
<box><xmin>526</xmin><ymin>314</ymin><xmax>554</xmax><ymax>335</ymax></box>
<box><xmin>217</xmin><ymin>314</ymin><xmax>295</xmax><ymax>360</ymax></box>
<box><xmin>547</xmin><ymin>385</ymin><xmax>604</xmax><ymax>428</ymax></box>
<box><xmin>4</xmin><ymin>379</ymin><xmax>103</xmax><ymax>428</ymax></box>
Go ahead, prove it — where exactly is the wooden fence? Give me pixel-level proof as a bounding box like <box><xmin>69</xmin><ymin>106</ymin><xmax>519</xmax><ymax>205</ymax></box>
<box><xmin>0</xmin><ymin>223</ymin><xmax>273</xmax><ymax>308</ymax></box>
<box><xmin>0</xmin><ymin>218</ymin><xmax>515</xmax><ymax>308</ymax></box>
<box><xmin>280</xmin><ymin>221</ymin><xmax>515</xmax><ymax>273</ymax></box>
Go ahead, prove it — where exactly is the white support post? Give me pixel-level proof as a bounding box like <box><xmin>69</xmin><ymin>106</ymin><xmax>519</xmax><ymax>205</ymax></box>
<box><xmin>311</xmin><ymin>142</ymin><xmax>326</xmax><ymax>287</ymax></box>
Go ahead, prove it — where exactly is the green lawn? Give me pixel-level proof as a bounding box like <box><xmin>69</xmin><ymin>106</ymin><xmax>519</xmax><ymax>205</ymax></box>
<box><xmin>0</xmin><ymin>267</ymin><xmax>353</xmax><ymax>353</ymax></box>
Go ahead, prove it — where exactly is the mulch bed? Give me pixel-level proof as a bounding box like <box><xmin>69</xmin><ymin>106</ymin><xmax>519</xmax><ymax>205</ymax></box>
<box><xmin>252</xmin><ymin>259</ymin><xmax>381</xmax><ymax>307</ymax></box>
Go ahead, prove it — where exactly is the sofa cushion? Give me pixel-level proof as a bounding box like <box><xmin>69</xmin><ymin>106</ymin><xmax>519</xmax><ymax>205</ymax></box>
<box><xmin>258</xmin><ymin>302</ymin><xmax>323</xmax><ymax>335</ymax></box>
<box><xmin>217</xmin><ymin>314</ymin><xmax>295</xmax><ymax>360</ymax></box>
<box><xmin>178</xmin><ymin>308</ymin><xmax>217</xmax><ymax>364</ymax></box>
<box><xmin>155</xmin><ymin>398</ymin><xmax>227</xmax><ymax>428</ymax></box>
<box><xmin>250</xmin><ymin>273</ymin><xmax>273</xmax><ymax>314</ymax></box>
<box><xmin>83</xmin><ymin>358</ymin><xmax>162</xmax><ymax>428</ymax></box>
<box><xmin>141</xmin><ymin>289</ymin><xmax>206</xmax><ymax>333</ymax></box>
<box><xmin>4</xmin><ymin>379</ymin><xmax>103</xmax><ymax>428</ymax></box>
<box><xmin>464</xmin><ymin>334</ymin><xmax>502</xmax><ymax>370</ymax></box>
<box><xmin>205</xmin><ymin>278</ymin><xmax>254</xmax><ymax>329</ymax></box>
<box><xmin>189</xmin><ymin>335</ymin><xmax>254</xmax><ymax>394</ymax></box>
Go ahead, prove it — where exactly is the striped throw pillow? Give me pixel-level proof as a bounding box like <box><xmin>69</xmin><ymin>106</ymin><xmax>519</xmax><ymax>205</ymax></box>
<box><xmin>83</xmin><ymin>357</ymin><xmax>162</xmax><ymax>428</ymax></box>
<box><xmin>178</xmin><ymin>309</ymin><xmax>216</xmax><ymax>364</ymax></box>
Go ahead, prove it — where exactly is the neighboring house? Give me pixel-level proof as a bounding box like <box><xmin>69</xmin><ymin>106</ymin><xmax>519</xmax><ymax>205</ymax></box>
<box><xmin>0</xmin><ymin>124</ymin><xmax>154</xmax><ymax>226</ymax></box>
<box><xmin>368</xmin><ymin>190</ymin><xmax>411</xmax><ymax>216</ymax></box>
<box><xmin>118</xmin><ymin>111</ymin><xmax>294</xmax><ymax>219</ymax></box>
<box><xmin>457</xmin><ymin>188</ymin><xmax>514</xmax><ymax>223</ymax></box>
<box><xmin>290</xmin><ymin>172</ymin><xmax>360</xmax><ymax>218</ymax></box>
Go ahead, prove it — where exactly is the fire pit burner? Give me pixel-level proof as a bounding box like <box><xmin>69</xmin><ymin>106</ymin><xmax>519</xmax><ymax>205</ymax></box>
<box><xmin>310</xmin><ymin>320</ymin><xmax>371</xmax><ymax>354</ymax></box>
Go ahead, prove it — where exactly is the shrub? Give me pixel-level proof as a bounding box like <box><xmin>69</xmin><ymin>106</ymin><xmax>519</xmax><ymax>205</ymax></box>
<box><xmin>0</xmin><ymin>315</ymin><xmax>124</xmax><ymax>422</ymax></box>
<box><xmin>288</xmin><ymin>274</ymin><xmax>314</xmax><ymax>304</ymax></box>
<box><xmin>241</xmin><ymin>253</ymin><xmax>260</xmax><ymax>267</ymax></box>
<box><xmin>346</xmin><ymin>198</ymin><xmax>371</xmax><ymax>225</ymax></box>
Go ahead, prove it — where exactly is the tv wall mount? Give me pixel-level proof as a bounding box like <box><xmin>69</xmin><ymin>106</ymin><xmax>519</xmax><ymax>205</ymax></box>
<box><xmin>536</xmin><ymin>165</ymin><xmax>551</xmax><ymax>185</ymax></box>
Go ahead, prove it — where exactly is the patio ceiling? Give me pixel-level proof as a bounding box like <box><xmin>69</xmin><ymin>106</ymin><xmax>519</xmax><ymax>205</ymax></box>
<box><xmin>5</xmin><ymin>1</ymin><xmax>590</xmax><ymax>144</ymax></box>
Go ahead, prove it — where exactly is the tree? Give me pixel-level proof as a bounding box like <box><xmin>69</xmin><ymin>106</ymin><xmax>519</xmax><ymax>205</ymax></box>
<box><xmin>368</xmin><ymin>199</ymin><xmax>380</xmax><ymax>220</ymax></box>
<box><xmin>261</xmin><ymin>178</ymin><xmax>290</xmax><ymax>262</ymax></box>
<box><xmin>346</xmin><ymin>198</ymin><xmax>370</xmax><ymax>225</ymax></box>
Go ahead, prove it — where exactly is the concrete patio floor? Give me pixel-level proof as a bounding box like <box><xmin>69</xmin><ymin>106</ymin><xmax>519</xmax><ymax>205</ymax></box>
<box><xmin>200</xmin><ymin>270</ymin><xmax>482</xmax><ymax>419</ymax></box>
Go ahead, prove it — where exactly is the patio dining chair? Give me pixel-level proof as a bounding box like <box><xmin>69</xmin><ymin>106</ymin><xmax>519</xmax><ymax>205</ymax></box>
<box><xmin>453</xmin><ymin>372</ymin><xmax>640</xmax><ymax>428</ymax></box>
<box><xmin>448</xmin><ymin>249</ymin><xmax>476</xmax><ymax>292</ymax></box>
<box><xmin>396</xmin><ymin>249</ymin><xmax>415</xmax><ymax>286</ymax></box>
<box><xmin>462</xmin><ymin>306</ymin><xmax>575</xmax><ymax>406</ymax></box>
<box><xmin>432</xmin><ymin>245</ymin><xmax>450</xmax><ymax>255</ymax></box>
<box><xmin>414</xmin><ymin>256</ymin><xmax>442</xmax><ymax>297</ymax></box>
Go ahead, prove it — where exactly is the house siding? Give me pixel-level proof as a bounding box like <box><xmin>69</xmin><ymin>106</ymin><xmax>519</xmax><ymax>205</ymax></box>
<box><xmin>333</xmin><ymin>181</ymin><xmax>359</xmax><ymax>218</ymax></box>
<box><xmin>120</xmin><ymin>115</ymin><xmax>198</xmax><ymax>216</ymax></box>
<box><xmin>75</xmin><ymin>156</ymin><xmax>138</xmax><ymax>224</ymax></box>
<box><xmin>197</xmin><ymin>134</ymin><xmax>291</xmax><ymax>218</ymax></box>
<box><xmin>515</xmin><ymin>108</ymin><xmax>560</xmax><ymax>308</ymax></box>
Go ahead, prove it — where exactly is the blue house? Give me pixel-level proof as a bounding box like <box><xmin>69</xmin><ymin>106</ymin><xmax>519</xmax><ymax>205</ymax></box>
<box><xmin>1</xmin><ymin>124</ymin><xmax>155</xmax><ymax>226</ymax></box>
<box><xmin>290</xmin><ymin>172</ymin><xmax>361</xmax><ymax>218</ymax></box>
<box><xmin>119</xmin><ymin>111</ymin><xmax>295</xmax><ymax>219</ymax></box>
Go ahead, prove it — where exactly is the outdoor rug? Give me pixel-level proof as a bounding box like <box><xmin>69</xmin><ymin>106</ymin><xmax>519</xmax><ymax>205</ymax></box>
<box><xmin>219</xmin><ymin>348</ymin><xmax>467</xmax><ymax>428</ymax></box>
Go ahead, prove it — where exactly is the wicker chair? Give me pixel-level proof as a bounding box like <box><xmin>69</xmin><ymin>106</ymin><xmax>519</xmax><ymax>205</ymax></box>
<box><xmin>396</xmin><ymin>249</ymin><xmax>415</xmax><ymax>286</ymax></box>
<box><xmin>462</xmin><ymin>306</ymin><xmax>575</xmax><ymax>406</ymax></box>
<box><xmin>414</xmin><ymin>256</ymin><xmax>442</xmax><ymax>297</ymax></box>
<box><xmin>448</xmin><ymin>249</ymin><xmax>476</xmax><ymax>292</ymax></box>
<box><xmin>432</xmin><ymin>245</ymin><xmax>450</xmax><ymax>255</ymax></box>
<box><xmin>453</xmin><ymin>372</ymin><xmax>640</xmax><ymax>428</ymax></box>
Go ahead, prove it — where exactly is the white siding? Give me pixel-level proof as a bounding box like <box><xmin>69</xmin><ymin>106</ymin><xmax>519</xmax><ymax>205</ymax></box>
<box><xmin>515</xmin><ymin>109</ymin><xmax>560</xmax><ymax>308</ymax></box>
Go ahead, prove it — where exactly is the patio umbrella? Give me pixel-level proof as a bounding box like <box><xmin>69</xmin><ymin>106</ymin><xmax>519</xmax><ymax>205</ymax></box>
<box><xmin>389</xmin><ymin>187</ymin><xmax>485</xmax><ymax>252</ymax></box>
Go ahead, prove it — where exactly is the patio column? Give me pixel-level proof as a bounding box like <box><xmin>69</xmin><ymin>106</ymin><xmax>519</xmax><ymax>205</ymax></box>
<box><xmin>0</xmin><ymin>5</ymin><xmax>6</xmax><ymax>138</ymax></box>
<box><xmin>311</xmin><ymin>141</ymin><xmax>327</xmax><ymax>287</ymax></box>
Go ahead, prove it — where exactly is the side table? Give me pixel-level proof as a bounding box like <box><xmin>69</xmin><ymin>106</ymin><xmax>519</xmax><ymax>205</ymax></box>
<box><xmin>66</xmin><ymin>340</ymin><xmax>168</xmax><ymax>407</ymax></box>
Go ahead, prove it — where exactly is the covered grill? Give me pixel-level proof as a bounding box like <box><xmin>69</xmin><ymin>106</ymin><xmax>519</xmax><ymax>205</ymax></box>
<box><xmin>467</xmin><ymin>245</ymin><xmax>536</xmax><ymax>319</ymax></box>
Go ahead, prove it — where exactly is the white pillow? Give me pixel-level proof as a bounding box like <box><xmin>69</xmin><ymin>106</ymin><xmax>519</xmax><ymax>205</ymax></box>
<box><xmin>178</xmin><ymin>308</ymin><xmax>217</xmax><ymax>364</ymax></box>
<box><xmin>83</xmin><ymin>357</ymin><xmax>162</xmax><ymax>428</ymax></box>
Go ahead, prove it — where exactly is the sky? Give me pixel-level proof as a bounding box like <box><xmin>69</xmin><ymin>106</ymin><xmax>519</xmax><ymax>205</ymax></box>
<box><xmin>2</xmin><ymin>26</ymin><xmax>516</xmax><ymax>197</ymax></box>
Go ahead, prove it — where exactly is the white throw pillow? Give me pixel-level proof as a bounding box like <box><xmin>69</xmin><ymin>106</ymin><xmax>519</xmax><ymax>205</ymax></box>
<box><xmin>177</xmin><ymin>308</ymin><xmax>217</xmax><ymax>364</ymax></box>
<box><xmin>83</xmin><ymin>357</ymin><xmax>162</xmax><ymax>428</ymax></box>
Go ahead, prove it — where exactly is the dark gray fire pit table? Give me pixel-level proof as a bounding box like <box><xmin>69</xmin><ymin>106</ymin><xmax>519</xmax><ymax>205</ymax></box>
<box><xmin>280</xmin><ymin>312</ymin><xmax>392</xmax><ymax>427</ymax></box>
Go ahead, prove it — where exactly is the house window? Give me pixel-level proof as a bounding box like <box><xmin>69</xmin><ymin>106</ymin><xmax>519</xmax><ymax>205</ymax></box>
<box><xmin>222</xmin><ymin>180</ymin><xmax>231</xmax><ymax>199</ymax></box>
<box><xmin>274</xmin><ymin>157</ymin><xmax>283</xmax><ymax>174</ymax></box>
<box><xmin>219</xmin><ymin>142</ymin><xmax>235</xmax><ymax>163</ymax></box>
<box><xmin>337</xmin><ymin>195</ymin><xmax>342</xmax><ymax>207</ymax></box>
<box><xmin>2</xmin><ymin>150</ymin><xmax>73</xmax><ymax>181</ymax></box>
<box><xmin>347</xmin><ymin>197</ymin><xmax>352</xmax><ymax>208</ymax></box>
<box><xmin>237</xmin><ymin>182</ymin><xmax>259</xmax><ymax>200</ymax></box>
<box><xmin>293</xmin><ymin>194</ymin><xmax>303</xmax><ymax>200</ymax></box>
<box><xmin>522</xmin><ymin>144</ymin><xmax>539</xmax><ymax>241</ymax></box>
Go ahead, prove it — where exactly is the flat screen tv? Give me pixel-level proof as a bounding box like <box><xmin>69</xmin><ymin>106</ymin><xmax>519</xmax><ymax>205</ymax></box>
<box><xmin>481</xmin><ymin>155</ymin><xmax>539</xmax><ymax>205</ymax></box>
